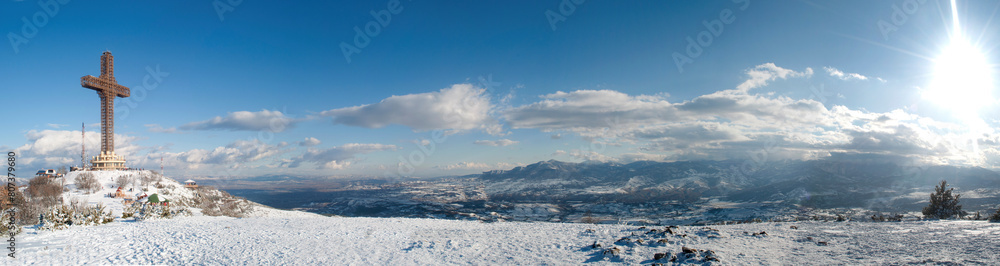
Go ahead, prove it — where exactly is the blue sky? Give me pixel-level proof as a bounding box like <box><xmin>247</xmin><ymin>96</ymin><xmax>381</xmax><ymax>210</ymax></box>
<box><xmin>4</xmin><ymin>0</ymin><xmax>1000</xmax><ymax>179</ymax></box>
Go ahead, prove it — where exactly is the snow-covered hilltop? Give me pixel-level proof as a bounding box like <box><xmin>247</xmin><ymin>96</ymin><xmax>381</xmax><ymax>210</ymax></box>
<box><xmin>55</xmin><ymin>170</ymin><xmax>317</xmax><ymax>219</ymax></box>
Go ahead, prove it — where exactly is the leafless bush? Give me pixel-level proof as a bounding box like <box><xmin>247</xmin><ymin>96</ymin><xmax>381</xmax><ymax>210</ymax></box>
<box><xmin>14</xmin><ymin>196</ymin><xmax>44</xmax><ymax>226</ymax></box>
<box><xmin>195</xmin><ymin>187</ymin><xmax>253</xmax><ymax>217</ymax></box>
<box><xmin>221</xmin><ymin>199</ymin><xmax>254</xmax><ymax>218</ymax></box>
<box><xmin>139</xmin><ymin>171</ymin><xmax>162</xmax><ymax>190</ymax></box>
<box><xmin>870</xmin><ymin>213</ymin><xmax>904</xmax><ymax>222</ymax></box>
<box><xmin>200</xmin><ymin>200</ymin><xmax>222</xmax><ymax>216</ymax></box>
<box><xmin>989</xmin><ymin>207</ymin><xmax>1000</xmax><ymax>223</ymax></box>
<box><xmin>116</xmin><ymin>174</ymin><xmax>135</xmax><ymax>188</ymax></box>
<box><xmin>75</xmin><ymin>172</ymin><xmax>100</xmax><ymax>194</ymax></box>
<box><xmin>581</xmin><ymin>211</ymin><xmax>601</xmax><ymax>224</ymax></box>
<box><xmin>69</xmin><ymin>197</ymin><xmax>87</xmax><ymax>212</ymax></box>
<box><xmin>1</xmin><ymin>188</ymin><xmax>35</xmax><ymax>227</ymax></box>
<box><xmin>27</xmin><ymin>176</ymin><xmax>63</xmax><ymax>207</ymax></box>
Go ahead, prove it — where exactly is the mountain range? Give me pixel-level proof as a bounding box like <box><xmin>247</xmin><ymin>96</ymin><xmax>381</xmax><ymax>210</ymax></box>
<box><xmin>232</xmin><ymin>156</ymin><xmax>1000</xmax><ymax>224</ymax></box>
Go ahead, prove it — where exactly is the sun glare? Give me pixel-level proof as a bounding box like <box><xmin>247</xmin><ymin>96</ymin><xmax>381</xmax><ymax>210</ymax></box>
<box><xmin>924</xmin><ymin>0</ymin><xmax>995</xmax><ymax>120</ymax></box>
<box><xmin>925</xmin><ymin>38</ymin><xmax>994</xmax><ymax>118</ymax></box>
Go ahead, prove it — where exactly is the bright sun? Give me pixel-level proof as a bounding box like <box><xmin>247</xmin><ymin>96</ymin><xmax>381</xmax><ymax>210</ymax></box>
<box><xmin>925</xmin><ymin>38</ymin><xmax>994</xmax><ymax>117</ymax></box>
<box><xmin>923</xmin><ymin>0</ymin><xmax>995</xmax><ymax>120</ymax></box>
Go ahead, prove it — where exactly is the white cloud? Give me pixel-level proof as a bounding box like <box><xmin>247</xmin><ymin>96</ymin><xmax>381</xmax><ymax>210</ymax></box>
<box><xmin>161</xmin><ymin>139</ymin><xmax>287</xmax><ymax>168</ymax></box>
<box><xmin>501</xmin><ymin>63</ymin><xmax>995</xmax><ymax>166</ymax></box>
<box><xmin>321</xmin><ymin>84</ymin><xmax>501</xmax><ymax>134</ymax></box>
<box><xmin>287</xmin><ymin>143</ymin><xmax>399</xmax><ymax>169</ymax></box>
<box><xmin>434</xmin><ymin>161</ymin><xmax>524</xmax><ymax>171</ymax></box>
<box><xmin>14</xmin><ymin>129</ymin><xmax>147</xmax><ymax>170</ymax></box>
<box><xmin>503</xmin><ymin>85</ymin><xmax>832</xmax><ymax>139</ymax></box>
<box><xmin>676</xmin><ymin>89</ymin><xmax>834</xmax><ymax>128</ymax></box>
<box><xmin>473</xmin><ymin>139</ymin><xmax>519</xmax><ymax>146</ymax></box>
<box><xmin>626</xmin><ymin>122</ymin><xmax>751</xmax><ymax>149</ymax></box>
<box><xmin>565</xmin><ymin>149</ymin><xmax>616</xmax><ymax>162</ymax></box>
<box><xmin>145</xmin><ymin>124</ymin><xmax>179</xmax><ymax>133</ymax></box>
<box><xmin>180</xmin><ymin>109</ymin><xmax>296</xmax><ymax>132</ymax></box>
<box><xmin>618</xmin><ymin>152</ymin><xmax>668</xmax><ymax>163</ymax></box>
<box><xmin>736</xmin><ymin>63</ymin><xmax>813</xmax><ymax>91</ymax></box>
<box><xmin>504</xmin><ymin>89</ymin><xmax>677</xmax><ymax>134</ymax></box>
<box><xmin>299</xmin><ymin>137</ymin><xmax>321</xmax><ymax>147</ymax></box>
<box><xmin>824</xmin><ymin>66</ymin><xmax>882</xmax><ymax>81</ymax></box>
<box><xmin>434</xmin><ymin>162</ymin><xmax>491</xmax><ymax>170</ymax></box>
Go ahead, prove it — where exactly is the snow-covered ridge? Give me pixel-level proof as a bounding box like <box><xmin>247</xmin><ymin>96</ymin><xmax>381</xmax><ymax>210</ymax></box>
<box><xmin>58</xmin><ymin>170</ymin><xmax>321</xmax><ymax>218</ymax></box>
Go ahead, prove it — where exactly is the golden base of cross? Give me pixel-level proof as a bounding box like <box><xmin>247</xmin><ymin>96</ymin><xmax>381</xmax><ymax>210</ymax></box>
<box><xmin>90</xmin><ymin>151</ymin><xmax>127</xmax><ymax>171</ymax></box>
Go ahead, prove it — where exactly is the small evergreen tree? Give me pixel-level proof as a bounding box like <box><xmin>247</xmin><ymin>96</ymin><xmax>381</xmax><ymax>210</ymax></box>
<box><xmin>922</xmin><ymin>180</ymin><xmax>963</xmax><ymax>219</ymax></box>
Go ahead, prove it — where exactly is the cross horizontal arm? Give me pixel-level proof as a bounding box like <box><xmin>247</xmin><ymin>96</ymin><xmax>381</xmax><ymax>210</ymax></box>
<box><xmin>81</xmin><ymin>75</ymin><xmax>131</xmax><ymax>98</ymax></box>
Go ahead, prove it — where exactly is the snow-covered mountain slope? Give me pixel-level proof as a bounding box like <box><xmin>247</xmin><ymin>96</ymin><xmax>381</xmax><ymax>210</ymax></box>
<box><xmin>12</xmin><ymin>215</ymin><xmax>1000</xmax><ymax>264</ymax></box>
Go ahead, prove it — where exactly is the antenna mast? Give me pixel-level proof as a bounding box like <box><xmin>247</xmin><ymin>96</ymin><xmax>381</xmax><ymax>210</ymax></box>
<box><xmin>81</xmin><ymin>122</ymin><xmax>85</xmax><ymax>169</ymax></box>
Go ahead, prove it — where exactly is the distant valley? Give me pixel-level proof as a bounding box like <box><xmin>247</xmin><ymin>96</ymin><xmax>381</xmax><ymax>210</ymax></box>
<box><xmin>226</xmin><ymin>156</ymin><xmax>1000</xmax><ymax>225</ymax></box>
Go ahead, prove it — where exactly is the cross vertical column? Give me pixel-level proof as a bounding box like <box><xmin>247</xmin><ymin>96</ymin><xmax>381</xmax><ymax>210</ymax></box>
<box><xmin>100</xmin><ymin>91</ymin><xmax>115</xmax><ymax>152</ymax></box>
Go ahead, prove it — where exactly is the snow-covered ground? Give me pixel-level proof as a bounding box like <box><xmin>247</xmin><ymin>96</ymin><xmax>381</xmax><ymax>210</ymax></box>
<box><xmin>11</xmin><ymin>214</ymin><xmax>1000</xmax><ymax>265</ymax></box>
<box><xmin>13</xmin><ymin>170</ymin><xmax>999</xmax><ymax>264</ymax></box>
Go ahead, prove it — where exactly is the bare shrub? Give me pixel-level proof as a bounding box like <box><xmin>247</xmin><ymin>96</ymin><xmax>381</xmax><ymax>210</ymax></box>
<box><xmin>75</xmin><ymin>172</ymin><xmax>100</xmax><ymax>194</ymax></box>
<box><xmin>139</xmin><ymin>171</ymin><xmax>161</xmax><ymax>190</ymax></box>
<box><xmin>27</xmin><ymin>176</ymin><xmax>63</xmax><ymax>207</ymax></box>
<box><xmin>195</xmin><ymin>187</ymin><xmax>253</xmax><ymax>217</ymax></box>
<box><xmin>989</xmin><ymin>207</ymin><xmax>1000</xmax><ymax>223</ymax></box>
<box><xmin>870</xmin><ymin>213</ymin><xmax>904</xmax><ymax>222</ymax></box>
<box><xmin>115</xmin><ymin>174</ymin><xmax>135</xmax><ymax>189</ymax></box>
<box><xmin>1</xmin><ymin>188</ymin><xmax>30</xmax><ymax>230</ymax></box>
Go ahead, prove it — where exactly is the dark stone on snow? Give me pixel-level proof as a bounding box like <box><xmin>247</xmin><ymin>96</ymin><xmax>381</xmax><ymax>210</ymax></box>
<box><xmin>682</xmin><ymin>246</ymin><xmax>697</xmax><ymax>254</ymax></box>
<box><xmin>654</xmin><ymin>253</ymin><xmax>667</xmax><ymax>260</ymax></box>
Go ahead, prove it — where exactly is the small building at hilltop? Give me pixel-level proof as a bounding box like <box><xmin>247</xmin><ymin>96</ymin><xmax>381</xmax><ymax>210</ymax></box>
<box><xmin>184</xmin><ymin>180</ymin><xmax>198</xmax><ymax>189</ymax></box>
<box><xmin>35</xmin><ymin>169</ymin><xmax>63</xmax><ymax>178</ymax></box>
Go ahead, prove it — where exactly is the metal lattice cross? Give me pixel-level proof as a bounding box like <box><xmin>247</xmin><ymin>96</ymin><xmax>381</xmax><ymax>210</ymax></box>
<box><xmin>81</xmin><ymin>51</ymin><xmax>130</xmax><ymax>153</ymax></box>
